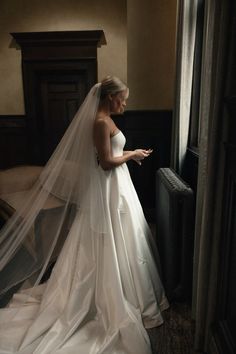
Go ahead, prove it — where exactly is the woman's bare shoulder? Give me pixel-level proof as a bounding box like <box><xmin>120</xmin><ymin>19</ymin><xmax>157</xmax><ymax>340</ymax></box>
<box><xmin>94</xmin><ymin>114</ymin><xmax>110</xmax><ymax>132</ymax></box>
<box><xmin>93</xmin><ymin>115</ymin><xmax>111</xmax><ymax>136</ymax></box>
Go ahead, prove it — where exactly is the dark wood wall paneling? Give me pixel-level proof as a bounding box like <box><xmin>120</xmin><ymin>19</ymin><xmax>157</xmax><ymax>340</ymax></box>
<box><xmin>0</xmin><ymin>110</ymin><xmax>172</xmax><ymax>221</ymax></box>
<box><xmin>114</xmin><ymin>110</ymin><xmax>172</xmax><ymax>221</ymax></box>
<box><xmin>0</xmin><ymin>115</ymin><xmax>28</xmax><ymax>169</ymax></box>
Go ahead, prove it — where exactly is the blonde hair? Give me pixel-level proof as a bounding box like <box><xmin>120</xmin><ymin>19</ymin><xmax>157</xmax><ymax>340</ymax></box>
<box><xmin>100</xmin><ymin>76</ymin><xmax>128</xmax><ymax>99</ymax></box>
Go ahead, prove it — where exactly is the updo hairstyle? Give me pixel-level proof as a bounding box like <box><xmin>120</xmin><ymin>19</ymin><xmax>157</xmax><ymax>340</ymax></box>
<box><xmin>100</xmin><ymin>76</ymin><xmax>128</xmax><ymax>100</ymax></box>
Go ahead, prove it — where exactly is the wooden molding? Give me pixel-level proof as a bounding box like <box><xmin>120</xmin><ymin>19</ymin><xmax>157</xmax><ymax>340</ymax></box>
<box><xmin>10</xmin><ymin>30</ymin><xmax>106</xmax><ymax>60</ymax></box>
<box><xmin>0</xmin><ymin>115</ymin><xmax>26</xmax><ymax>129</ymax></box>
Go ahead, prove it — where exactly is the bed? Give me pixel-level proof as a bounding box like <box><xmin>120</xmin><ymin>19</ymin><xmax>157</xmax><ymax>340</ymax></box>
<box><xmin>0</xmin><ymin>165</ymin><xmax>74</xmax><ymax>299</ymax></box>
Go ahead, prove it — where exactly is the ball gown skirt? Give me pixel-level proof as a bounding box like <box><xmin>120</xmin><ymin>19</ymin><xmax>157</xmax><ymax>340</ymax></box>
<box><xmin>0</xmin><ymin>131</ymin><xmax>169</xmax><ymax>354</ymax></box>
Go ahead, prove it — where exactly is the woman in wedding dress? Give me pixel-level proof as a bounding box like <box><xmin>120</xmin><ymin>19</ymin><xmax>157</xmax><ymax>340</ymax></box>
<box><xmin>0</xmin><ymin>76</ymin><xmax>168</xmax><ymax>353</ymax></box>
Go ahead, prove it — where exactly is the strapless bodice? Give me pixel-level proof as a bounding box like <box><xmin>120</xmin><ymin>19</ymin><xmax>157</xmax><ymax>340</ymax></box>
<box><xmin>111</xmin><ymin>131</ymin><xmax>126</xmax><ymax>157</ymax></box>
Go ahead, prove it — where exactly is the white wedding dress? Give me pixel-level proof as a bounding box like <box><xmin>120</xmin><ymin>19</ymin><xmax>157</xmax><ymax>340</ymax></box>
<box><xmin>0</xmin><ymin>131</ymin><xmax>168</xmax><ymax>354</ymax></box>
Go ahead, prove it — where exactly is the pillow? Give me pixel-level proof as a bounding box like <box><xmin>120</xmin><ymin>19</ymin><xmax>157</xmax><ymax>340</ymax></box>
<box><xmin>0</xmin><ymin>165</ymin><xmax>43</xmax><ymax>194</ymax></box>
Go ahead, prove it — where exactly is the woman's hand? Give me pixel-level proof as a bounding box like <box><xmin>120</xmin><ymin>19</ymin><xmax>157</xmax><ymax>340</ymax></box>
<box><xmin>133</xmin><ymin>149</ymin><xmax>153</xmax><ymax>165</ymax></box>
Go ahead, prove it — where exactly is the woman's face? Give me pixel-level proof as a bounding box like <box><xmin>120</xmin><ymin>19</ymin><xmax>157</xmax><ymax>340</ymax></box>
<box><xmin>110</xmin><ymin>89</ymin><xmax>129</xmax><ymax>114</ymax></box>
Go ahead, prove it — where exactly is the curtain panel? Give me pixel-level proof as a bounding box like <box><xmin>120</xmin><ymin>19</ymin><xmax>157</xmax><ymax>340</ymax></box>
<box><xmin>192</xmin><ymin>0</ymin><xmax>229</xmax><ymax>351</ymax></box>
<box><xmin>171</xmin><ymin>0</ymin><xmax>198</xmax><ymax>173</ymax></box>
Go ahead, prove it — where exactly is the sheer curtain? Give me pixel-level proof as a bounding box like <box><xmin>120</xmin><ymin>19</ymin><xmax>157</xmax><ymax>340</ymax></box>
<box><xmin>172</xmin><ymin>0</ymin><xmax>229</xmax><ymax>351</ymax></box>
<box><xmin>171</xmin><ymin>0</ymin><xmax>198</xmax><ymax>173</ymax></box>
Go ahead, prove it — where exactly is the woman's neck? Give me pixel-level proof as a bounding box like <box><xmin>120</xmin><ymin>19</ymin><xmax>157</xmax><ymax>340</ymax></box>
<box><xmin>97</xmin><ymin>99</ymin><xmax>111</xmax><ymax>117</ymax></box>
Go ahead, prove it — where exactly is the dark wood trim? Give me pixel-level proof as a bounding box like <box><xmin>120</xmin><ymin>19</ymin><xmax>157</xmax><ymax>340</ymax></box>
<box><xmin>11</xmin><ymin>30</ymin><xmax>106</xmax><ymax>46</ymax></box>
<box><xmin>0</xmin><ymin>116</ymin><xmax>26</xmax><ymax>129</ymax></box>
<box><xmin>10</xmin><ymin>30</ymin><xmax>106</xmax><ymax>61</ymax></box>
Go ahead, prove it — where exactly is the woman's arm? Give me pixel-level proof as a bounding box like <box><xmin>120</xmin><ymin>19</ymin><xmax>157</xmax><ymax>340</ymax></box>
<box><xmin>93</xmin><ymin>120</ymin><xmax>151</xmax><ymax>170</ymax></box>
<box><xmin>123</xmin><ymin>150</ymin><xmax>153</xmax><ymax>165</ymax></box>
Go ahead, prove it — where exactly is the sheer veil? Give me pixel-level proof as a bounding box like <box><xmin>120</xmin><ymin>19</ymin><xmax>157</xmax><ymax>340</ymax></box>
<box><xmin>0</xmin><ymin>82</ymin><xmax>106</xmax><ymax>298</ymax></box>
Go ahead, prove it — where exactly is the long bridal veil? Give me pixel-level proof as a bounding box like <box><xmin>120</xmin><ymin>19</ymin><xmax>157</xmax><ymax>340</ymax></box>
<box><xmin>0</xmin><ymin>83</ymin><xmax>106</xmax><ymax>300</ymax></box>
<box><xmin>0</xmin><ymin>79</ymin><xmax>169</xmax><ymax>354</ymax></box>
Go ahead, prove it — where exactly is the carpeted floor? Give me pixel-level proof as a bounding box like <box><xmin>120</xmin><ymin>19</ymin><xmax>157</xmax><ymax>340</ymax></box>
<box><xmin>147</xmin><ymin>302</ymin><xmax>197</xmax><ymax>354</ymax></box>
<box><xmin>147</xmin><ymin>223</ymin><xmax>198</xmax><ymax>354</ymax></box>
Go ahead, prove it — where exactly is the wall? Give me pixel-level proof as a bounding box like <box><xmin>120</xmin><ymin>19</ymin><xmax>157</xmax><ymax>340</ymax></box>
<box><xmin>0</xmin><ymin>0</ymin><xmax>177</xmax><ymax>114</ymax></box>
<box><xmin>0</xmin><ymin>0</ymin><xmax>177</xmax><ymax>212</ymax></box>
<box><xmin>0</xmin><ymin>0</ymin><xmax>127</xmax><ymax>114</ymax></box>
<box><xmin>127</xmin><ymin>0</ymin><xmax>177</xmax><ymax>109</ymax></box>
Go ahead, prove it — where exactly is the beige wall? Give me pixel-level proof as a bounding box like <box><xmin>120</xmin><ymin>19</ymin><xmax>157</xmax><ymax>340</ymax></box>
<box><xmin>127</xmin><ymin>0</ymin><xmax>177</xmax><ymax>109</ymax></box>
<box><xmin>0</xmin><ymin>0</ymin><xmax>176</xmax><ymax>114</ymax></box>
<box><xmin>0</xmin><ymin>0</ymin><xmax>127</xmax><ymax>114</ymax></box>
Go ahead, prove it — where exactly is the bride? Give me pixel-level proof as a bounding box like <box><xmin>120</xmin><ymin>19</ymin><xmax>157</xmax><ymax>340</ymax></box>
<box><xmin>0</xmin><ymin>76</ymin><xmax>168</xmax><ymax>353</ymax></box>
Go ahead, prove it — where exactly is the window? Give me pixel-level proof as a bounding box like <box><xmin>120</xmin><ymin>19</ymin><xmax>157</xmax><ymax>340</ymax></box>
<box><xmin>189</xmin><ymin>0</ymin><xmax>205</xmax><ymax>150</ymax></box>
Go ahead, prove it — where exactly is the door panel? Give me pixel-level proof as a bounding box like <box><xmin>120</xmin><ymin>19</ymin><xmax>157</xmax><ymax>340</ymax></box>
<box><xmin>23</xmin><ymin>60</ymin><xmax>96</xmax><ymax>164</ymax></box>
<box><xmin>40</xmin><ymin>71</ymin><xmax>88</xmax><ymax>161</ymax></box>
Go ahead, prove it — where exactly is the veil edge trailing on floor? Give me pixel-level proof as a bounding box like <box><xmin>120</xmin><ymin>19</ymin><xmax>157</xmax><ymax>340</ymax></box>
<box><xmin>0</xmin><ymin>82</ymin><xmax>107</xmax><ymax>299</ymax></box>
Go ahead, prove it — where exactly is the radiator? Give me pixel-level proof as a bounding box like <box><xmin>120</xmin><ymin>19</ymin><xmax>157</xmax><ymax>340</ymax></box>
<box><xmin>155</xmin><ymin>168</ymin><xmax>194</xmax><ymax>301</ymax></box>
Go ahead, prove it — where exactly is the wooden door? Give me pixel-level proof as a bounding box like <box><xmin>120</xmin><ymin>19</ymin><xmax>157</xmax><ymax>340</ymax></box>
<box><xmin>35</xmin><ymin>63</ymin><xmax>95</xmax><ymax>163</ymax></box>
<box><xmin>24</xmin><ymin>60</ymin><xmax>96</xmax><ymax>164</ymax></box>
<box><xmin>40</xmin><ymin>72</ymin><xmax>86</xmax><ymax>160</ymax></box>
<box><xmin>11</xmin><ymin>30</ymin><xmax>105</xmax><ymax>165</ymax></box>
